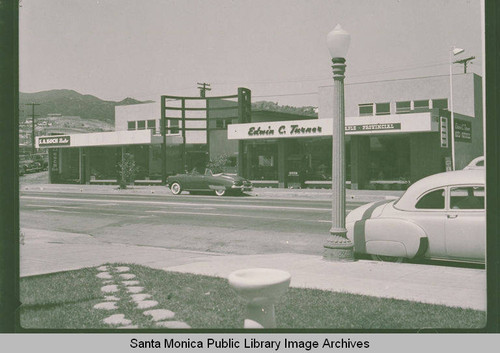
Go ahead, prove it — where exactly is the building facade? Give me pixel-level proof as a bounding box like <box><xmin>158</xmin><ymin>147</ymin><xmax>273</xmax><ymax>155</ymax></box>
<box><xmin>36</xmin><ymin>73</ymin><xmax>483</xmax><ymax>189</ymax></box>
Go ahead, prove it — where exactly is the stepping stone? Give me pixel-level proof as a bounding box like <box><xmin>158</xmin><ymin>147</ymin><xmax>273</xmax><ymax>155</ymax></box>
<box><xmin>131</xmin><ymin>293</ymin><xmax>151</xmax><ymax>302</ymax></box>
<box><xmin>117</xmin><ymin>325</ymin><xmax>139</xmax><ymax>329</ymax></box>
<box><xmin>122</xmin><ymin>280</ymin><xmax>140</xmax><ymax>286</ymax></box>
<box><xmin>120</xmin><ymin>273</ymin><xmax>136</xmax><ymax>280</ymax></box>
<box><xmin>115</xmin><ymin>266</ymin><xmax>130</xmax><ymax>273</ymax></box>
<box><xmin>126</xmin><ymin>286</ymin><xmax>144</xmax><ymax>294</ymax></box>
<box><xmin>136</xmin><ymin>300</ymin><xmax>158</xmax><ymax>309</ymax></box>
<box><xmin>103</xmin><ymin>314</ymin><xmax>132</xmax><ymax>326</ymax></box>
<box><xmin>93</xmin><ymin>302</ymin><xmax>118</xmax><ymax>310</ymax></box>
<box><xmin>143</xmin><ymin>309</ymin><xmax>175</xmax><ymax>321</ymax></box>
<box><xmin>105</xmin><ymin>296</ymin><xmax>120</xmax><ymax>301</ymax></box>
<box><xmin>97</xmin><ymin>266</ymin><xmax>109</xmax><ymax>272</ymax></box>
<box><xmin>97</xmin><ymin>272</ymin><xmax>112</xmax><ymax>279</ymax></box>
<box><xmin>155</xmin><ymin>321</ymin><xmax>191</xmax><ymax>329</ymax></box>
<box><xmin>102</xmin><ymin>280</ymin><xmax>114</xmax><ymax>284</ymax></box>
<box><xmin>101</xmin><ymin>285</ymin><xmax>119</xmax><ymax>293</ymax></box>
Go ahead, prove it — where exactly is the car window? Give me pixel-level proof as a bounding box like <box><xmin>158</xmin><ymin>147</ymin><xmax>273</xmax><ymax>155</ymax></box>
<box><xmin>415</xmin><ymin>188</ymin><xmax>445</xmax><ymax>209</ymax></box>
<box><xmin>450</xmin><ymin>186</ymin><xmax>484</xmax><ymax>210</ymax></box>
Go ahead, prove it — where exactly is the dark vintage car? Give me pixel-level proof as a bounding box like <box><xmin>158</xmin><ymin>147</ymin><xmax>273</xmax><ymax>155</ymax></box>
<box><xmin>166</xmin><ymin>168</ymin><xmax>253</xmax><ymax>196</ymax></box>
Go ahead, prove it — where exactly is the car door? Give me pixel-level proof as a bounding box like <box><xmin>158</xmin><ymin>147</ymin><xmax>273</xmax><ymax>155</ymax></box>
<box><xmin>445</xmin><ymin>185</ymin><xmax>486</xmax><ymax>262</ymax></box>
<box><xmin>185</xmin><ymin>169</ymin><xmax>204</xmax><ymax>190</ymax></box>
<box><xmin>409</xmin><ymin>187</ymin><xmax>448</xmax><ymax>259</ymax></box>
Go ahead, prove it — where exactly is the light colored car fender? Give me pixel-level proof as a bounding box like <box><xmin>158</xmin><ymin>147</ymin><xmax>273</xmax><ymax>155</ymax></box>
<box><xmin>347</xmin><ymin>218</ymin><xmax>428</xmax><ymax>259</ymax></box>
<box><xmin>208</xmin><ymin>184</ymin><xmax>226</xmax><ymax>191</ymax></box>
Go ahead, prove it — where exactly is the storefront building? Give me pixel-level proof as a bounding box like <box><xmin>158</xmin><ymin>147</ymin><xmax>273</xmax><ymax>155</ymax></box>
<box><xmin>229</xmin><ymin>73</ymin><xmax>483</xmax><ymax>189</ymax></box>
<box><xmin>37</xmin><ymin>73</ymin><xmax>483</xmax><ymax>189</ymax></box>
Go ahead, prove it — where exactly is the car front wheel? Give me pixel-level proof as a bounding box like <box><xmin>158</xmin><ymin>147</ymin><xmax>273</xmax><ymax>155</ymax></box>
<box><xmin>214</xmin><ymin>189</ymin><xmax>226</xmax><ymax>197</ymax></box>
<box><xmin>370</xmin><ymin>254</ymin><xmax>405</xmax><ymax>263</ymax></box>
<box><xmin>170</xmin><ymin>182</ymin><xmax>182</xmax><ymax>195</ymax></box>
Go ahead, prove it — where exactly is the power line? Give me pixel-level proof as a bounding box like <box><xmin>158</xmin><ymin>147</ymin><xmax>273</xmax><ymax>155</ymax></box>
<box><xmin>253</xmin><ymin>73</ymin><xmax>458</xmax><ymax>99</ymax></box>
<box><xmin>197</xmin><ymin>82</ymin><xmax>211</xmax><ymax>97</ymax></box>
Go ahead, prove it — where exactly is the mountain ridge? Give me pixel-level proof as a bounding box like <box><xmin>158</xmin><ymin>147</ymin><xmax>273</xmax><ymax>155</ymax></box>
<box><xmin>20</xmin><ymin>89</ymin><xmax>154</xmax><ymax>123</ymax></box>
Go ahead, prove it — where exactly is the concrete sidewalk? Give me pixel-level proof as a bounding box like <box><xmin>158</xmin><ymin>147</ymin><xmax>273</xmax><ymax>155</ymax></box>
<box><xmin>20</xmin><ymin>228</ymin><xmax>486</xmax><ymax>311</ymax></box>
<box><xmin>20</xmin><ymin>182</ymin><xmax>404</xmax><ymax>202</ymax></box>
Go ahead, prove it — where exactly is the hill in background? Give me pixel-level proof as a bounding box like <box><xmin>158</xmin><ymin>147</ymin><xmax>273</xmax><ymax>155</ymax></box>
<box><xmin>20</xmin><ymin>89</ymin><xmax>153</xmax><ymax>123</ymax></box>
<box><xmin>19</xmin><ymin>90</ymin><xmax>318</xmax><ymax>124</ymax></box>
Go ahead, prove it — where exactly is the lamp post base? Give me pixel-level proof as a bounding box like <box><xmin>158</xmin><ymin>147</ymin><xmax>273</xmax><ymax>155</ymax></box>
<box><xmin>323</xmin><ymin>233</ymin><xmax>355</xmax><ymax>262</ymax></box>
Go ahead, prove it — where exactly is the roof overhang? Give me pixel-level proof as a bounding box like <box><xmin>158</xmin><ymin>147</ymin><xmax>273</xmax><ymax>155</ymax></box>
<box><xmin>227</xmin><ymin>112</ymin><xmax>438</xmax><ymax>140</ymax></box>
<box><xmin>35</xmin><ymin>130</ymin><xmax>182</xmax><ymax>148</ymax></box>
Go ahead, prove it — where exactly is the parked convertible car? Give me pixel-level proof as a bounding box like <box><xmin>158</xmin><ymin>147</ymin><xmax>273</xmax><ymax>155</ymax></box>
<box><xmin>167</xmin><ymin>168</ymin><xmax>253</xmax><ymax>196</ymax></box>
<box><xmin>346</xmin><ymin>169</ymin><xmax>485</xmax><ymax>263</ymax></box>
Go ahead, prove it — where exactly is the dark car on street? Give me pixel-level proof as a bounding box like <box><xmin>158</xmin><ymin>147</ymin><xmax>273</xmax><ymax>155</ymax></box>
<box><xmin>166</xmin><ymin>168</ymin><xmax>253</xmax><ymax>196</ymax></box>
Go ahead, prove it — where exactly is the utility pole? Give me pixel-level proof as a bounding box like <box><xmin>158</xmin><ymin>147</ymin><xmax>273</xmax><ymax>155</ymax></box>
<box><xmin>454</xmin><ymin>56</ymin><xmax>475</xmax><ymax>73</ymax></box>
<box><xmin>197</xmin><ymin>82</ymin><xmax>211</xmax><ymax>97</ymax></box>
<box><xmin>26</xmin><ymin>102</ymin><xmax>40</xmax><ymax>154</ymax></box>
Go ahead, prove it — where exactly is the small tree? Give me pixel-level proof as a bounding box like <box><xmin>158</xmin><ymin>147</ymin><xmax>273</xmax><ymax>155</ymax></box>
<box><xmin>206</xmin><ymin>154</ymin><xmax>231</xmax><ymax>174</ymax></box>
<box><xmin>117</xmin><ymin>152</ymin><xmax>137</xmax><ymax>189</ymax></box>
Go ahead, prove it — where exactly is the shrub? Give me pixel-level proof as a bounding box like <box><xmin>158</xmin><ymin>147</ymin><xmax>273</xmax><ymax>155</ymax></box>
<box><xmin>117</xmin><ymin>153</ymin><xmax>138</xmax><ymax>189</ymax></box>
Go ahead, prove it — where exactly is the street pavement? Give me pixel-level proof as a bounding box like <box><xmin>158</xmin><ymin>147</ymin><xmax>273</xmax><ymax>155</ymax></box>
<box><xmin>19</xmin><ymin>184</ymin><xmax>486</xmax><ymax>312</ymax></box>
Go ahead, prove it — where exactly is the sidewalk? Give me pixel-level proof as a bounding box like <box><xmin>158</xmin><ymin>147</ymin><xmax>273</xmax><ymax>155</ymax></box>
<box><xmin>20</xmin><ymin>228</ymin><xmax>486</xmax><ymax>311</ymax></box>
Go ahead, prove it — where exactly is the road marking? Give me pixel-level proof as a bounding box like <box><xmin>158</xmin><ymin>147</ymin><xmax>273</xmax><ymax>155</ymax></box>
<box><xmin>146</xmin><ymin>210</ymin><xmax>331</xmax><ymax>223</ymax></box>
<box><xmin>35</xmin><ymin>209</ymin><xmax>130</xmax><ymax>217</ymax></box>
<box><xmin>21</xmin><ymin>196</ymin><xmax>333</xmax><ymax>212</ymax></box>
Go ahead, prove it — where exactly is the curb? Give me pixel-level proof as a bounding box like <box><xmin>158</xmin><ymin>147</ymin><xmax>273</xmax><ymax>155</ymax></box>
<box><xmin>20</xmin><ymin>184</ymin><xmax>403</xmax><ymax>203</ymax></box>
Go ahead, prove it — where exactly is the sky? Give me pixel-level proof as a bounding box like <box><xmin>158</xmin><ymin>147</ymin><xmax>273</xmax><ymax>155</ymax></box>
<box><xmin>19</xmin><ymin>0</ymin><xmax>483</xmax><ymax>107</ymax></box>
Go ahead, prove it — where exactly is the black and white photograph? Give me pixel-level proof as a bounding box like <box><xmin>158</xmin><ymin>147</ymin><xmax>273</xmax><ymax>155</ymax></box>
<box><xmin>6</xmin><ymin>0</ymin><xmax>497</xmax><ymax>340</ymax></box>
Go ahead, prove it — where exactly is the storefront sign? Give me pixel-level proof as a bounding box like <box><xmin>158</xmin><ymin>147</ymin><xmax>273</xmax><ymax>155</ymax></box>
<box><xmin>50</xmin><ymin>149</ymin><xmax>59</xmax><ymax>172</ymax></box>
<box><xmin>345</xmin><ymin>123</ymin><xmax>401</xmax><ymax>132</ymax></box>
<box><xmin>38</xmin><ymin>135</ymin><xmax>71</xmax><ymax>147</ymax></box>
<box><xmin>440</xmin><ymin>117</ymin><xmax>448</xmax><ymax>148</ymax></box>
<box><xmin>228</xmin><ymin>113</ymin><xmax>435</xmax><ymax>140</ymax></box>
<box><xmin>247</xmin><ymin>123</ymin><xmax>324</xmax><ymax>138</ymax></box>
<box><xmin>454</xmin><ymin>119</ymin><xmax>472</xmax><ymax>142</ymax></box>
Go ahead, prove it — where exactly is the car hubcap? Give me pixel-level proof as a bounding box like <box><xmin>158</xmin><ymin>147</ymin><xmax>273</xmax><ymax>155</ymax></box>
<box><xmin>372</xmin><ymin>254</ymin><xmax>404</xmax><ymax>263</ymax></box>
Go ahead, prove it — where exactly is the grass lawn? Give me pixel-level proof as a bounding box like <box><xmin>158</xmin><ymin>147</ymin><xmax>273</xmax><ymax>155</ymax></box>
<box><xmin>19</xmin><ymin>264</ymin><xmax>486</xmax><ymax>330</ymax></box>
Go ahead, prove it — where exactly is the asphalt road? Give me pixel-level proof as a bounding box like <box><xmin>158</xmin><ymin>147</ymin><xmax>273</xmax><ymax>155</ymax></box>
<box><xmin>19</xmin><ymin>191</ymin><xmax>366</xmax><ymax>255</ymax></box>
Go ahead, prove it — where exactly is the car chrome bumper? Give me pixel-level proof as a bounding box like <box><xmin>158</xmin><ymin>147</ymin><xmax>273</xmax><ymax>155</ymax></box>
<box><xmin>231</xmin><ymin>185</ymin><xmax>253</xmax><ymax>191</ymax></box>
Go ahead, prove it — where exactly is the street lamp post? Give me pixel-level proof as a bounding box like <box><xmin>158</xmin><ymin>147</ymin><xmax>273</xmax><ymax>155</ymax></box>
<box><xmin>323</xmin><ymin>24</ymin><xmax>354</xmax><ymax>262</ymax></box>
<box><xmin>449</xmin><ymin>46</ymin><xmax>464</xmax><ymax>171</ymax></box>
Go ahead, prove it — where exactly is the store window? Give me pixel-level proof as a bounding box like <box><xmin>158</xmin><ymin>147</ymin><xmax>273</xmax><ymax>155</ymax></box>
<box><xmin>375</xmin><ymin>103</ymin><xmax>390</xmax><ymax>116</ymax></box>
<box><xmin>396</xmin><ymin>101</ymin><xmax>411</xmax><ymax>114</ymax></box>
<box><xmin>147</xmin><ymin>119</ymin><xmax>156</xmax><ymax>132</ymax></box>
<box><xmin>168</xmin><ymin>119</ymin><xmax>180</xmax><ymax>134</ymax></box>
<box><xmin>137</xmin><ymin>120</ymin><xmax>146</xmax><ymax>130</ymax></box>
<box><xmin>215</xmin><ymin>118</ymin><xmax>234</xmax><ymax>129</ymax></box>
<box><xmin>414</xmin><ymin>100</ymin><xmax>430</xmax><ymax>111</ymax></box>
<box><xmin>432</xmin><ymin>99</ymin><xmax>448</xmax><ymax>110</ymax></box>
<box><xmin>359</xmin><ymin>103</ymin><xmax>374</xmax><ymax>116</ymax></box>
<box><xmin>127</xmin><ymin>121</ymin><xmax>136</xmax><ymax>130</ymax></box>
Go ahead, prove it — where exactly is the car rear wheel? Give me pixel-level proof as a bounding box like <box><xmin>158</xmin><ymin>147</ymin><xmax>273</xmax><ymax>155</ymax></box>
<box><xmin>214</xmin><ymin>189</ymin><xmax>226</xmax><ymax>197</ymax></box>
<box><xmin>170</xmin><ymin>182</ymin><xmax>182</xmax><ymax>195</ymax></box>
<box><xmin>371</xmin><ymin>254</ymin><xmax>405</xmax><ymax>263</ymax></box>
